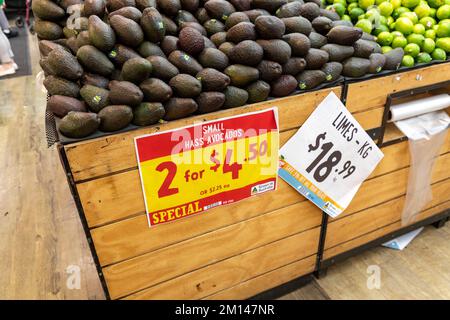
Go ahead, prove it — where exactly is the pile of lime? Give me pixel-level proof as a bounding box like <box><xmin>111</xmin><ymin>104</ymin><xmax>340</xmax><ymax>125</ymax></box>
<box><xmin>325</xmin><ymin>0</ymin><xmax>450</xmax><ymax>67</ymax></box>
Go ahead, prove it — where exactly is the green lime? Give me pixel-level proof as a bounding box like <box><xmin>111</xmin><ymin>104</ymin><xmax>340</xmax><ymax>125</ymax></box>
<box><xmin>414</xmin><ymin>4</ymin><xmax>431</xmax><ymax>19</ymax></box>
<box><xmin>393</xmin><ymin>7</ymin><xmax>410</xmax><ymax>19</ymax></box>
<box><xmin>430</xmin><ymin>8</ymin><xmax>437</xmax><ymax>17</ymax></box>
<box><xmin>382</xmin><ymin>45</ymin><xmax>393</xmax><ymax>53</ymax></box>
<box><xmin>436</xmin><ymin>37</ymin><xmax>450</xmax><ymax>52</ymax></box>
<box><xmin>437</xmin><ymin>21</ymin><xmax>450</xmax><ymax>37</ymax></box>
<box><xmin>390</xmin><ymin>0</ymin><xmax>402</xmax><ymax>9</ymax></box>
<box><xmin>446</xmin><ymin>0</ymin><xmax>450</xmax><ymax>4</ymax></box>
<box><xmin>419</xmin><ymin>17</ymin><xmax>436</xmax><ymax>29</ymax></box>
<box><xmin>387</xmin><ymin>16</ymin><xmax>395</xmax><ymax>25</ymax></box>
<box><xmin>332</xmin><ymin>3</ymin><xmax>347</xmax><ymax>16</ymax></box>
<box><xmin>359</xmin><ymin>0</ymin><xmax>375</xmax><ymax>9</ymax></box>
<box><xmin>400</xmin><ymin>12</ymin><xmax>419</xmax><ymax>24</ymax></box>
<box><xmin>356</xmin><ymin>19</ymin><xmax>373</xmax><ymax>33</ymax></box>
<box><xmin>422</xmin><ymin>38</ymin><xmax>436</xmax><ymax>52</ymax></box>
<box><xmin>373</xmin><ymin>24</ymin><xmax>390</xmax><ymax>35</ymax></box>
<box><xmin>390</xmin><ymin>22</ymin><xmax>397</xmax><ymax>29</ymax></box>
<box><xmin>376</xmin><ymin>0</ymin><xmax>388</xmax><ymax>4</ymax></box>
<box><xmin>334</xmin><ymin>0</ymin><xmax>347</xmax><ymax>5</ymax></box>
<box><xmin>416</xmin><ymin>52</ymin><xmax>432</xmax><ymax>63</ymax></box>
<box><xmin>380</xmin><ymin>15</ymin><xmax>388</xmax><ymax>25</ymax></box>
<box><xmin>437</xmin><ymin>5</ymin><xmax>450</xmax><ymax>20</ymax></box>
<box><xmin>395</xmin><ymin>17</ymin><xmax>415</xmax><ymax>34</ymax></box>
<box><xmin>407</xmin><ymin>33</ymin><xmax>425</xmax><ymax>46</ymax></box>
<box><xmin>348</xmin><ymin>2</ymin><xmax>359</xmax><ymax>11</ymax></box>
<box><xmin>327</xmin><ymin>0</ymin><xmax>335</xmax><ymax>3</ymax></box>
<box><xmin>377</xmin><ymin>31</ymin><xmax>394</xmax><ymax>45</ymax></box>
<box><xmin>401</xmin><ymin>0</ymin><xmax>420</xmax><ymax>8</ymax></box>
<box><xmin>433</xmin><ymin>24</ymin><xmax>440</xmax><ymax>32</ymax></box>
<box><xmin>404</xmin><ymin>42</ymin><xmax>421</xmax><ymax>56</ymax></box>
<box><xmin>413</xmin><ymin>24</ymin><xmax>426</xmax><ymax>34</ymax></box>
<box><xmin>431</xmin><ymin>47</ymin><xmax>447</xmax><ymax>59</ymax></box>
<box><xmin>350</xmin><ymin>7</ymin><xmax>365</xmax><ymax>20</ymax></box>
<box><xmin>401</xmin><ymin>54</ymin><xmax>415</xmax><ymax>66</ymax></box>
<box><xmin>392</xmin><ymin>36</ymin><xmax>408</xmax><ymax>47</ymax></box>
<box><xmin>428</xmin><ymin>0</ymin><xmax>445</xmax><ymax>9</ymax></box>
<box><xmin>342</xmin><ymin>14</ymin><xmax>352</xmax><ymax>21</ymax></box>
<box><xmin>348</xmin><ymin>0</ymin><xmax>359</xmax><ymax>2</ymax></box>
<box><xmin>379</xmin><ymin>2</ymin><xmax>394</xmax><ymax>16</ymax></box>
<box><xmin>391</xmin><ymin>31</ymin><xmax>404</xmax><ymax>37</ymax></box>
<box><xmin>425</xmin><ymin>29</ymin><xmax>436</xmax><ymax>39</ymax></box>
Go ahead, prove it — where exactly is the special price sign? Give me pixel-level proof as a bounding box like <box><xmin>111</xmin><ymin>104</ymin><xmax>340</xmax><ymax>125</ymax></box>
<box><xmin>135</xmin><ymin>108</ymin><xmax>279</xmax><ymax>227</ymax></box>
<box><xmin>279</xmin><ymin>93</ymin><xmax>384</xmax><ymax>218</ymax></box>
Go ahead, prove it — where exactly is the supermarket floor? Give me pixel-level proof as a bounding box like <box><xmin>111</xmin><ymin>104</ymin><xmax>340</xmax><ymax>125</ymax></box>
<box><xmin>1</xmin><ymin>31</ymin><xmax>450</xmax><ymax>300</ymax></box>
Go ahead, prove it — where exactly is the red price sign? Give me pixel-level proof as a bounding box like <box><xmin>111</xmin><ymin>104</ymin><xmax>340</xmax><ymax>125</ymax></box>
<box><xmin>135</xmin><ymin>108</ymin><xmax>279</xmax><ymax>227</ymax></box>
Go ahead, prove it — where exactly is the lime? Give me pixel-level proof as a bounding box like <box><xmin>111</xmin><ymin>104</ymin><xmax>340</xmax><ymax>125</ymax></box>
<box><xmin>446</xmin><ymin>0</ymin><xmax>450</xmax><ymax>4</ymax></box>
<box><xmin>379</xmin><ymin>2</ymin><xmax>394</xmax><ymax>16</ymax></box>
<box><xmin>413</xmin><ymin>23</ymin><xmax>426</xmax><ymax>34</ymax></box>
<box><xmin>430</xmin><ymin>8</ymin><xmax>437</xmax><ymax>17</ymax></box>
<box><xmin>387</xmin><ymin>16</ymin><xmax>395</xmax><ymax>25</ymax></box>
<box><xmin>348</xmin><ymin>3</ymin><xmax>359</xmax><ymax>11</ymax></box>
<box><xmin>332</xmin><ymin>3</ymin><xmax>347</xmax><ymax>16</ymax></box>
<box><xmin>395</xmin><ymin>17</ymin><xmax>415</xmax><ymax>35</ymax></box>
<box><xmin>407</xmin><ymin>33</ymin><xmax>425</xmax><ymax>46</ymax></box>
<box><xmin>393</xmin><ymin>7</ymin><xmax>410</xmax><ymax>20</ymax></box>
<box><xmin>350</xmin><ymin>7</ymin><xmax>365</xmax><ymax>20</ymax></box>
<box><xmin>428</xmin><ymin>0</ymin><xmax>445</xmax><ymax>9</ymax></box>
<box><xmin>436</xmin><ymin>37</ymin><xmax>450</xmax><ymax>52</ymax></box>
<box><xmin>390</xmin><ymin>0</ymin><xmax>402</xmax><ymax>9</ymax></box>
<box><xmin>391</xmin><ymin>31</ymin><xmax>404</xmax><ymax>37</ymax></box>
<box><xmin>392</xmin><ymin>36</ymin><xmax>408</xmax><ymax>47</ymax></box>
<box><xmin>382</xmin><ymin>45</ymin><xmax>393</xmax><ymax>53</ymax></box>
<box><xmin>437</xmin><ymin>21</ymin><xmax>450</xmax><ymax>37</ymax></box>
<box><xmin>431</xmin><ymin>48</ymin><xmax>447</xmax><ymax>59</ymax></box>
<box><xmin>425</xmin><ymin>29</ymin><xmax>436</xmax><ymax>39</ymax></box>
<box><xmin>421</xmin><ymin>38</ymin><xmax>435</xmax><ymax>52</ymax></box>
<box><xmin>342</xmin><ymin>14</ymin><xmax>352</xmax><ymax>21</ymax></box>
<box><xmin>416</xmin><ymin>52</ymin><xmax>432</xmax><ymax>63</ymax></box>
<box><xmin>348</xmin><ymin>0</ymin><xmax>359</xmax><ymax>2</ymax></box>
<box><xmin>401</xmin><ymin>54</ymin><xmax>415</xmax><ymax>66</ymax></box>
<box><xmin>373</xmin><ymin>24</ymin><xmax>390</xmax><ymax>35</ymax></box>
<box><xmin>390</xmin><ymin>21</ymin><xmax>397</xmax><ymax>29</ymax></box>
<box><xmin>404</xmin><ymin>43</ymin><xmax>421</xmax><ymax>56</ymax></box>
<box><xmin>400</xmin><ymin>12</ymin><xmax>419</xmax><ymax>24</ymax></box>
<box><xmin>437</xmin><ymin>5</ymin><xmax>450</xmax><ymax>20</ymax></box>
<box><xmin>334</xmin><ymin>0</ymin><xmax>347</xmax><ymax>4</ymax></box>
<box><xmin>359</xmin><ymin>0</ymin><xmax>375</xmax><ymax>9</ymax></box>
<box><xmin>377</xmin><ymin>31</ymin><xmax>394</xmax><ymax>45</ymax></box>
<box><xmin>356</xmin><ymin>19</ymin><xmax>373</xmax><ymax>33</ymax></box>
<box><xmin>376</xmin><ymin>0</ymin><xmax>388</xmax><ymax>4</ymax></box>
<box><xmin>433</xmin><ymin>24</ymin><xmax>440</xmax><ymax>32</ymax></box>
<box><xmin>414</xmin><ymin>4</ymin><xmax>431</xmax><ymax>19</ymax></box>
<box><xmin>401</xmin><ymin>0</ymin><xmax>420</xmax><ymax>8</ymax></box>
<box><xmin>419</xmin><ymin>17</ymin><xmax>436</xmax><ymax>29</ymax></box>
<box><xmin>358</xmin><ymin>14</ymin><xmax>366</xmax><ymax>20</ymax></box>
<box><xmin>380</xmin><ymin>15</ymin><xmax>387</xmax><ymax>25</ymax></box>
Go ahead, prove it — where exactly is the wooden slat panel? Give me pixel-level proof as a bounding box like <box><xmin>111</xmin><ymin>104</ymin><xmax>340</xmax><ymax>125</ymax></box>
<box><xmin>346</xmin><ymin>62</ymin><xmax>450</xmax><ymax>113</ymax></box>
<box><xmin>103</xmin><ymin>200</ymin><xmax>322</xmax><ymax>299</ymax></box>
<box><xmin>122</xmin><ymin>228</ymin><xmax>320</xmax><ymax>300</ymax></box>
<box><xmin>205</xmin><ymin>255</ymin><xmax>317</xmax><ymax>300</ymax></box>
<box><xmin>353</xmin><ymin>106</ymin><xmax>384</xmax><ymax>130</ymax></box>
<box><xmin>66</xmin><ymin>87</ymin><xmax>342</xmax><ymax>182</ymax></box>
<box><xmin>324</xmin><ymin>199</ymin><xmax>450</xmax><ymax>260</ymax></box>
<box><xmin>325</xmin><ymin>178</ymin><xmax>450</xmax><ymax>250</ymax></box>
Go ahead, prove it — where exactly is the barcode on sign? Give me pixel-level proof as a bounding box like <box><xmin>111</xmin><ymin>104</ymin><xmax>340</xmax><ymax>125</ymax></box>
<box><xmin>204</xmin><ymin>201</ymin><xmax>222</xmax><ymax>210</ymax></box>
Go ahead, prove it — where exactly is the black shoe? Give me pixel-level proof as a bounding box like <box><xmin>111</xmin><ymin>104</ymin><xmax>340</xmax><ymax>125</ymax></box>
<box><xmin>3</xmin><ymin>28</ymin><xmax>18</xmax><ymax>38</ymax></box>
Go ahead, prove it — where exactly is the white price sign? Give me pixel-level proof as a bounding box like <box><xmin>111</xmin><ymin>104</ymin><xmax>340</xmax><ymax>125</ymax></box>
<box><xmin>279</xmin><ymin>92</ymin><xmax>384</xmax><ymax>218</ymax></box>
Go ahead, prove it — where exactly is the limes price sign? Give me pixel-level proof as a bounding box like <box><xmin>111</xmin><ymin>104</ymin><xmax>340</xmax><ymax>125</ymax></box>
<box><xmin>135</xmin><ymin>108</ymin><xmax>279</xmax><ymax>227</ymax></box>
<box><xmin>279</xmin><ymin>93</ymin><xmax>384</xmax><ymax>218</ymax></box>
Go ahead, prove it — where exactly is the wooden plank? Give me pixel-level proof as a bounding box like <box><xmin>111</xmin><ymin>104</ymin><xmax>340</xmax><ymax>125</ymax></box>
<box><xmin>102</xmin><ymin>200</ymin><xmax>322</xmax><ymax>299</ymax></box>
<box><xmin>324</xmin><ymin>199</ymin><xmax>450</xmax><ymax>260</ymax></box>
<box><xmin>325</xmin><ymin>178</ymin><xmax>450</xmax><ymax>250</ymax></box>
<box><xmin>205</xmin><ymin>255</ymin><xmax>317</xmax><ymax>300</ymax></box>
<box><xmin>122</xmin><ymin>228</ymin><xmax>320</xmax><ymax>300</ymax></box>
<box><xmin>346</xmin><ymin>62</ymin><xmax>450</xmax><ymax>113</ymax></box>
<box><xmin>353</xmin><ymin>106</ymin><xmax>384</xmax><ymax>130</ymax></box>
<box><xmin>66</xmin><ymin>87</ymin><xmax>342</xmax><ymax>182</ymax></box>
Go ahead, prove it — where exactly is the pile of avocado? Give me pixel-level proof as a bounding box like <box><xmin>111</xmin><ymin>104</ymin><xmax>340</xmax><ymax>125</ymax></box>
<box><xmin>34</xmin><ymin>0</ymin><xmax>405</xmax><ymax>139</ymax></box>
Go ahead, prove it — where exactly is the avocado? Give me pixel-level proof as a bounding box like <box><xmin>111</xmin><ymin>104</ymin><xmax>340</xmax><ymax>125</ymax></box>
<box><xmin>157</xmin><ymin>0</ymin><xmax>181</xmax><ymax>16</ymax></box>
<box><xmin>81</xmin><ymin>73</ymin><xmax>110</xmax><ymax>89</ymax></box>
<box><xmin>88</xmin><ymin>15</ymin><xmax>116</xmax><ymax>52</ymax></box>
<box><xmin>106</xmin><ymin>0</ymin><xmax>136</xmax><ymax>12</ymax></box>
<box><xmin>66</xmin><ymin>38</ymin><xmax>79</xmax><ymax>55</ymax></box>
<box><xmin>312</xmin><ymin>16</ymin><xmax>333</xmax><ymax>35</ymax></box>
<box><xmin>243</xmin><ymin>9</ymin><xmax>271</xmax><ymax>23</ymax></box>
<box><xmin>276</xmin><ymin>2</ymin><xmax>302</xmax><ymax>18</ymax></box>
<box><xmin>168</xmin><ymin>50</ymin><xmax>203</xmax><ymax>76</ymax></box>
<box><xmin>198</xmin><ymin>48</ymin><xmax>229</xmax><ymax>70</ymax></box>
<box><xmin>35</xmin><ymin>20</ymin><xmax>63</xmax><ymax>40</ymax></box>
<box><xmin>203</xmin><ymin>36</ymin><xmax>217</xmax><ymax>49</ymax></box>
<box><xmin>180</xmin><ymin>0</ymin><xmax>199</xmax><ymax>12</ymax></box>
<box><xmin>147</xmin><ymin>56</ymin><xmax>180</xmax><ymax>80</ymax></box>
<box><xmin>228</xmin><ymin>40</ymin><xmax>264</xmax><ymax>66</ymax></box>
<box><xmin>257</xmin><ymin>39</ymin><xmax>291</xmax><ymax>64</ymax></box>
<box><xmin>282</xmin><ymin>16</ymin><xmax>312</xmax><ymax>36</ymax></box>
<box><xmin>196</xmin><ymin>92</ymin><xmax>226</xmax><ymax>113</ymax></box>
<box><xmin>44</xmin><ymin>76</ymin><xmax>80</xmax><ymax>97</ymax></box>
<box><xmin>321</xmin><ymin>62</ymin><xmax>343</xmax><ymax>82</ymax></box>
<box><xmin>178</xmin><ymin>27</ymin><xmax>205</xmax><ymax>55</ymax></box>
<box><xmin>257</xmin><ymin>60</ymin><xmax>282</xmax><ymax>82</ymax></box>
<box><xmin>59</xmin><ymin>112</ymin><xmax>100</xmax><ymax>138</ymax></box>
<box><xmin>210</xmin><ymin>32</ymin><xmax>228</xmax><ymax>47</ymax></box>
<box><xmin>282</xmin><ymin>57</ymin><xmax>306</xmax><ymax>76</ymax></box>
<box><xmin>299</xmin><ymin>2</ymin><xmax>320</xmax><ymax>21</ymax></box>
<box><xmin>296</xmin><ymin>70</ymin><xmax>326</xmax><ymax>90</ymax></box>
<box><xmin>109</xmin><ymin>80</ymin><xmax>144</xmax><ymax>106</ymax></box>
<box><xmin>47</xmin><ymin>47</ymin><xmax>83</xmax><ymax>80</ymax></box>
<box><xmin>80</xmin><ymin>84</ymin><xmax>111</xmax><ymax>112</ymax></box>
<box><xmin>98</xmin><ymin>105</ymin><xmax>133</xmax><ymax>132</ymax></box>
<box><xmin>161</xmin><ymin>36</ymin><xmax>179</xmax><ymax>56</ymax></box>
<box><xmin>140</xmin><ymin>78</ymin><xmax>173</xmax><ymax>102</ymax></box>
<box><xmin>309</xmin><ymin>31</ymin><xmax>327</xmax><ymax>48</ymax></box>
<box><xmin>108</xmin><ymin>44</ymin><xmax>141</xmax><ymax>66</ymax></box>
<box><xmin>218</xmin><ymin>42</ymin><xmax>235</xmax><ymax>56</ymax></box>
<box><xmin>342</xmin><ymin>57</ymin><xmax>370</xmax><ymax>77</ymax></box>
<box><xmin>226</xmin><ymin>22</ymin><xmax>256</xmax><ymax>43</ymax></box>
<box><xmin>176</xmin><ymin>10</ymin><xmax>198</xmax><ymax>25</ymax></box>
<box><xmin>59</xmin><ymin>0</ymin><xmax>83</xmax><ymax>10</ymax></box>
<box><xmin>77</xmin><ymin>45</ymin><xmax>115</xmax><ymax>77</ymax></box>
<box><xmin>169</xmin><ymin>74</ymin><xmax>202</xmax><ymax>97</ymax></box>
<box><xmin>368</xmin><ymin>53</ymin><xmax>386</xmax><ymax>73</ymax></box>
<box><xmin>331</xmin><ymin>20</ymin><xmax>353</xmax><ymax>28</ymax></box>
<box><xmin>133</xmin><ymin>102</ymin><xmax>166</xmax><ymax>126</ymax></box>
<box><xmin>361</xmin><ymin>32</ymin><xmax>376</xmax><ymax>41</ymax></box>
<box><xmin>63</xmin><ymin>27</ymin><xmax>78</xmax><ymax>39</ymax></box>
<box><xmin>204</xmin><ymin>0</ymin><xmax>236</xmax><ymax>21</ymax></box>
<box><xmin>179</xmin><ymin>22</ymin><xmax>207</xmax><ymax>36</ymax></box>
<box><xmin>196</xmin><ymin>7</ymin><xmax>211</xmax><ymax>24</ymax></box>
<box><xmin>109</xmin><ymin>6</ymin><xmax>143</xmax><ymax>22</ymax></box>
<box><xmin>225</xmin><ymin>12</ymin><xmax>250</xmax><ymax>29</ymax></box>
<box><xmin>204</xmin><ymin>19</ymin><xmax>226</xmax><ymax>35</ymax></box>
<box><xmin>32</xmin><ymin>0</ymin><xmax>65</xmax><ymax>21</ymax></box>
<box><xmin>383</xmin><ymin>48</ymin><xmax>404</xmax><ymax>71</ymax></box>
<box><xmin>319</xmin><ymin>8</ymin><xmax>340</xmax><ymax>21</ymax></box>
<box><xmin>353</xmin><ymin>39</ymin><xmax>376</xmax><ymax>58</ymax></box>
<box><xmin>110</xmin><ymin>15</ymin><xmax>144</xmax><ymax>47</ymax></box>
<box><xmin>255</xmin><ymin>15</ymin><xmax>285</xmax><ymax>39</ymax></box>
<box><xmin>271</xmin><ymin>75</ymin><xmax>297</xmax><ymax>97</ymax></box>
<box><xmin>224</xmin><ymin>64</ymin><xmax>259</xmax><ymax>87</ymax></box>
<box><xmin>246</xmin><ymin>80</ymin><xmax>270</xmax><ymax>103</ymax></box>
<box><xmin>73</xmin><ymin>17</ymin><xmax>90</xmax><ymax>32</ymax></box>
<box><xmin>251</xmin><ymin>0</ymin><xmax>286</xmax><ymax>13</ymax></box>
<box><xmin>320</xmin><ymin>44</ymin><xmax>354</xmax><ymax>62</ymax></box>
<box><xmin>38</xmin><ymin>40</ymin><xmax>68</xmax><ymax>57</ymax></box>
<box><xmin>40</xmin><ymin>57</ymin><xmax>56</xmax><ymax>75</ymax></box>
<box><xmin>84</xmin><ymin>0</ymin><xmax>106</xmax><ymax>17</ymax></box>
<box><xmin>48</xmin><ymin>95</ymin><xmax>87</xmax><ymax>118</ymax></box>
<box><xmin>196</xmin><ymin>68</ymin><xmax>230</xmax><ymax>91</ymax></box>
<box><xmin>327</xmin><ymin>26</ymin><xmax>362</xmax><ymax>46</ymax></box>
<box><xmin>138</xmin><ymin>41</ymin><xmax>166</xmax><ymax>58</ymax></box>
<box><xmin>141</xmin><ymin>7</ymin><xmax>166</xmax><ymax>43</ymax></box>
<box><xmin>223</xmin><ymin>86</ymin><xmax>249</xmax><ymax>108</ymax></box>
<box><xmin>110</xmin><ymin>69</ymin><xmax>123</xmax><ymax>81</ymax></box>
<box><xmin>136</xmin><ymin>0</ymin><xmax>157</xmax><ymax>10</ymax></box>
<box><xmin>229</xmin><ymin>0</ymin><xmax>251</xmax><ymax>12</ymax></box>
<box><xmin>121</xmin><ymin>57</ymin><xmax>153</xmax><ymax>83</ymax></box>
<box><xmin>164</xmin><ymin>98</ymin><xmax>198</xmax><ymax>120</ymax></box>
<box><xmin>283</xmin><ymin>33</ymin><xmax>310</xmax><ymax>57</ymax></box>
<box><xmin>76</xmin><ymin>31</ymin><xmax>92</xmax><ymax>49</ymax></box>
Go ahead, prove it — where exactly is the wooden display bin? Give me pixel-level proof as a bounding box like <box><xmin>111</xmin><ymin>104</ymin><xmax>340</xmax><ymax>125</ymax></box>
<box><xmin>58</xmin><ymin>86</ymin><xmax>347</xmax><ymax>300</ymax></box>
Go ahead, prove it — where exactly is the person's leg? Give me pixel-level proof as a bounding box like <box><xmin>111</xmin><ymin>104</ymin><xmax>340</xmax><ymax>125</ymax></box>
<box><xmin>0</xmin><ymin>8</ymin><xmax>17</xmax><ymax>38</ymax></box>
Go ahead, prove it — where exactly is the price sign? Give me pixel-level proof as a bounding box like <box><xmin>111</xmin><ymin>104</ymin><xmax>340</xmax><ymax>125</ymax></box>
<box><xmin>279</xmin><ymin>92</ymin><xmax>384</xmax><ymax>218</ymax></box>
<box><xmin>135</xmin><ymin>108</ymin><xmax>279</xmax><ymax>227</ymax></box>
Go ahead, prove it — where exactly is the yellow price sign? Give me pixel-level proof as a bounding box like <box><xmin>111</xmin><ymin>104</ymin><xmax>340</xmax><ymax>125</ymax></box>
<box><xmin>135</xmin><ymin>108</ymin><xmax>279</xmax><ymax>227</ymax></box>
